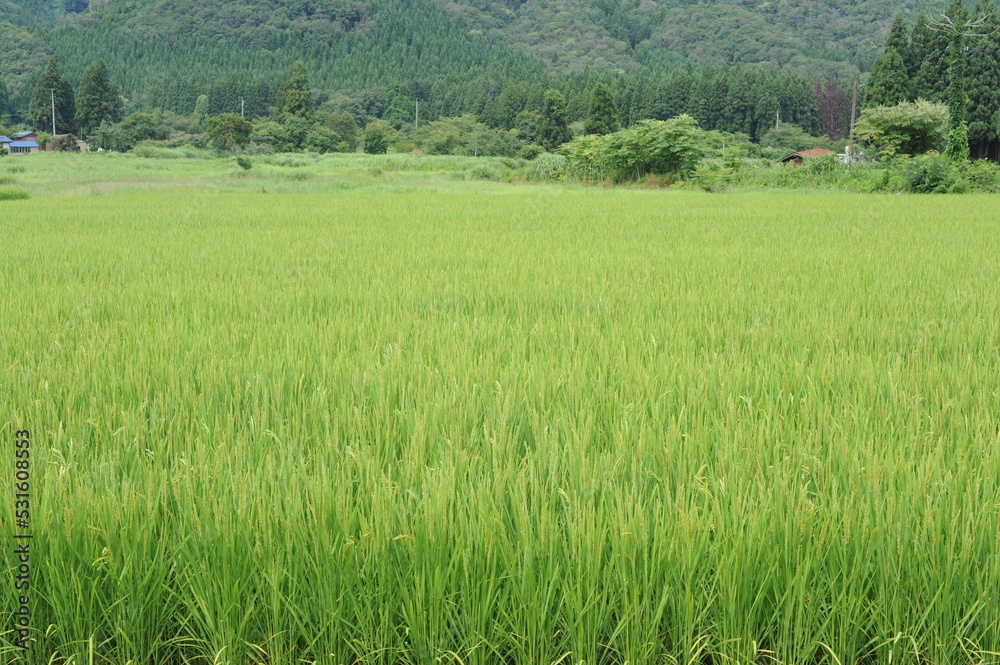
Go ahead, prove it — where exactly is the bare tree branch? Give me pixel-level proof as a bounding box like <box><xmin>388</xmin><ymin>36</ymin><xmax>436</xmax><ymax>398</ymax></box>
<box><xmin>928</xmin><ymin>13</ymin><xmax>1000</xmax><ymax>36</ymax></box>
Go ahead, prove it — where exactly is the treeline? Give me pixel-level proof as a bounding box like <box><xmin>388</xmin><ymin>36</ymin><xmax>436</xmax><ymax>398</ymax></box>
<box><xmin>2</xmin><ymin>55</ymin><xmax>852</xmax><ymax>152</ymax></box>
<box><xmin>0</xmin><ymin>0</ymin><xmax>861</xmax><ymax>148</ymax></box>
<box><xmin>864</xmin><ymin>0</ymin><xmax>1000</xmax><ymax>160</ymax></box>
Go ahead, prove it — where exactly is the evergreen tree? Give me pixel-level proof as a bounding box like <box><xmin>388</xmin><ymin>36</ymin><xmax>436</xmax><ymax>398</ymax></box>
<box><xmin>74</xmin><ymin>60</ymin><xmax>123</xmax><ymax>137</ymax></box>
<box><xmin>864</xmin><ymin>47</ymin><xmax>909</xmax><ymax>108</ymax></box>
<box><xmin>276</xmin><ymin>60</ymin><xmax>314</xmax><ymax>121</ymax></box>
<box><xmin>60</xmin><ymin>78</ymin><xmax>76</xmax><ymax>133</ymax></box>
<box><xmin>885</xmin><ymin>13</ymin><xmax>912</xmax><ymax>66</ymax></box>
<box><xmin>538</xmin><ymin>89</ymin><xmax>572</xmax><ymax>150</ymax></box>
<box><xmin>0</xmin><ymin>78</ymin><xmax>11</xmax><ymax>119</ymax></box>
<box><xmin>966</xmin><ymin>0</ymin><xmax>1000</xmax><ymax>158</ymax></box>
<box><xmin>910</xmin><ymin>12</ymin><xmax>950</xmax><ymax>102</ymax></box>
<box><xmin>584</xmin><ymin>83</ymin><xmax>619</xmax><ymax>135</ymax></box>
<box><xmin>723</xmin><ymin>71</ymin><xmax>752</xmax><ymax>135</ymax></box>
<box><xmin>29</xmin><ymin>59</ymin><xmax>76</xmax><ymax>134</ymax></box>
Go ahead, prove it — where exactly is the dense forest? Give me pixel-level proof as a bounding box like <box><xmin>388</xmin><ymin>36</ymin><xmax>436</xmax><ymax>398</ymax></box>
<box><xmin>3</xmin><ymin>0</ymin><xmax>999</xmax><ymax>160</ymax></box>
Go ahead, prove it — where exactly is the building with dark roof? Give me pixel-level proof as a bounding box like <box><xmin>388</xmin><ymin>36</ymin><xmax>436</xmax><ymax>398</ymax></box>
<box><xmin>778</xmin><ymin>148</ymin><xmax>837</xmax><ymax>166</ymax></box>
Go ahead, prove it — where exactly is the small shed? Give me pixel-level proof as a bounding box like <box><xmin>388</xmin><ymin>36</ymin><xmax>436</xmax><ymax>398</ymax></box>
<box><xmin>9</xmin><ymin>140</ymin><xmax>39</xmax><ymax>154</ymax></box>
<box><xmin>779</xmin><ymin>147</ymin><xmax>836</xmax><ymax>167</ymax></box>
<box><xmin>0</xmin><ymin>136</ymin><xmax>11</xmax><ymax>152</ymax></box>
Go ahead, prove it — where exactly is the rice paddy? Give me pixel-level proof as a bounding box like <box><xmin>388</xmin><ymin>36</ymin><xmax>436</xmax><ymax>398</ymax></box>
<box><xmin>1</xmin><ymin>158</ymin><xmax>999</xmax><ymax>665</ymax></box>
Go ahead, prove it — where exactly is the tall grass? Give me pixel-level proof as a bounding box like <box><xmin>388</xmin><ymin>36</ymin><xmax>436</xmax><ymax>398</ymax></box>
<box><xmin>1</xmin><ymin>191</ymin><xmax>999</xmax><ymax>665</ymax></box>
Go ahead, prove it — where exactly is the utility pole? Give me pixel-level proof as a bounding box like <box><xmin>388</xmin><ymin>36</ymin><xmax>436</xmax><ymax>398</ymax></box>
<box><xmin>240</xmin><ymin>97</ymin><xmax>245</xmax><ymax>118</ymax></box>
<box><xmin>50</xmin><ymin>89</ymin><xmax>56</xmax><ymax>136</ymax></box>
<box><xmin>847</xmin><ymin>79</ymin><xmax>858</xmax><ymax>168</ymax></box>
<box><xmin>414</xmin><ymin>99</ymin><xmax>419</xmax><ymax>130</ymax></box>
<box><xmin>775</xmin><ymin>109</ymin><xmax>780</xmax><ymax>130</ymax></box>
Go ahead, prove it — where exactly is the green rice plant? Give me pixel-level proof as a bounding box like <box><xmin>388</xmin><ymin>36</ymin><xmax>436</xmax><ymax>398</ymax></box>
<box><xmin>1</xmin><ymin>190</ymin><xmax>999</xmax><ymax>665</ymax></box>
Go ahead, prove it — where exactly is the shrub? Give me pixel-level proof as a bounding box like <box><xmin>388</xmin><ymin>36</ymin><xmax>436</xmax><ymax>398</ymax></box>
<box><xmin>236</xmin><ymin>156</ymin><xmax>253</xmax><ymax>171</ymax></box>
<box><xmin>467</xmin><ymin>163</ymin><xmax>507</xmax><ymax>181</ymax></box>
<box><xmin>524</xmin><ymin>153</ymin><xmax>568</xmax><ymax>181</ymax></box>
<box><xmin>363</xmin><ymin>127</ymin><xmax>388</xmax><ymax>154</ymax></box>
<box><xmin>563</xmin><ymin>115</ymin><xmax>704</xmax><ymax>182</ymax></box>
<box><xmin>518</xmin><ymin>144</ymin><xmax>545</xmax><ymax>160</ymax></box>
<box><xmin>900</xmin><ymin>153</ymin><xmax>963</xmax><ymax>193</ymax></box>
<box><xmin>961</xmin><ymin>159</ymin><xmax>1000</xmax><ymax>192</ymax></box>
<box><xmin>692</xmin><ymin>161</ymin><xmax>730</xmax><ymax>192</ymax></box>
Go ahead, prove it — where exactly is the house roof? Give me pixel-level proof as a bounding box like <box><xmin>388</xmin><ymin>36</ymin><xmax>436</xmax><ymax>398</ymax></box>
<box><xmin>10</xmin><ymin>141</ymin><xmax>39</xmax><ymax>148</ymax></box>
<box><xmin>12</xmin><ymin>132</ymin><xmax>36</xmax><ymax>139</ymax></box>
<box><xmin>779</xmin><ymin>147</ymin><xmax>836</xmax><ymax>162</ymax></box>
<box><xmin>0</xmin><ymin>136</ymin><xmax>11</xmax><ymax>142</ymax></box>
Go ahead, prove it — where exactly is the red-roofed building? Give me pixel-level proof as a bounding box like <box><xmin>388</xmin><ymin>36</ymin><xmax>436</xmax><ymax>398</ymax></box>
<box><xmin>779</xmin><ymin>148</ymin><xmax>837</xmax><ymax>166</ymax></box>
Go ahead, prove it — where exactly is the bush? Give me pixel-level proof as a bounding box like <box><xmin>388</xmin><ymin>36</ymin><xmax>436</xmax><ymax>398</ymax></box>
<box><xmin>236</xmin><ymin>156</ymin><xmax>252</xmax><ymax>171</ymax></box>
<box><xmin>0</xmin><ymin>187</ymin><xmax>29</xmax><ymax>201</ymax></box>
<box><xmin>518</xmin><ymin>144</ymin><xmax>545</xmax><ymax>160</ymax></box>
<box><xmin>692</xmin><ymin>161</ymin><xmax>730</xmax><ymax>192</ymax></box>
<box><xmin>899</xmin><ymin>153</ymin><xmax>963</xmax><ymax>193</ymax></box>
<box><xmin>115</xmin><ymin>112</ymin><xmax>170</xmax><ymax>151</ymax></box>
<box><xmin>467</xmin><ymin>163</ymin><xmax>508</xmax><ymax>181</ymax></box>
<box><xmin>961</xmin><ymin>159</ymin><xmax>1000</xmax><ymax>192</ymax></box>
<box><xmin>131</xmin><ymin>140</ymin><xmax>169</xmax><ymax>158</ymax></box>
<box><xmin>363</xmin><ymin>126</ymin><xmax>388</xmax><ymax>154</ymax></box>
<box><xmin>563</xmin><ymin>115</ymin><xmax>704</xmax><ymax>182</ymax></box>
<box><xmin>524</xmin><ymin>152</ymin><xmax>568</xmax><ymax>182</ymax></box>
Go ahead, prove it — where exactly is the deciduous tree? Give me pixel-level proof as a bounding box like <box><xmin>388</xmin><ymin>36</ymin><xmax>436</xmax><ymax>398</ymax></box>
<box><xmin>207</xmin><ymin>112</ymin><xmax>253</xmax><ymax>156</ymax></box>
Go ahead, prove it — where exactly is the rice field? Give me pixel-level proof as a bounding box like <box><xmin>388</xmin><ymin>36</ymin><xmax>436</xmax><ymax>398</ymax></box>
<box><xmin>1</xmin><ymin>187</ymin><xmax>1000</xmax><ymax>665</ymax></box>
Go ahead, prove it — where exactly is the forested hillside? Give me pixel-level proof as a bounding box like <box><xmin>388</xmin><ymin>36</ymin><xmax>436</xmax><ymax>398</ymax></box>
<box><xmin>1</xmin><ymin>0</ymin><xmax>949</xmax><ymax>92</ymax></box>
<box><xmin>0</xmin><ymin>0</ymin><xmax>851</xmax><ymax>134</ymax></box>
<box><xmin>439</xmin><ymin>0</ymin><xmax>940</xmax><ymax>78</ymax></box>
<box><xmin>0</xmin><ymin>0</ymin><xmax>978</xmax><ymax>157</ymax></box>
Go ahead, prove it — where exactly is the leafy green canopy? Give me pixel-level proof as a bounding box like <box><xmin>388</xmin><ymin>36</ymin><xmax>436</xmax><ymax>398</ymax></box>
<box><xmin>855</xmin><ymin>100</ymin><xmax>949</xmax><ymax>158</ymax></box>
<box><xmin>564</xmin><ymin>114</ymin><xmax>704</xmax><ymax>181</ymax></box>
<box><xmin>207</xmin><ymin>113</ymin><xmax>253</xmax><ymax>156</ymax></box>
